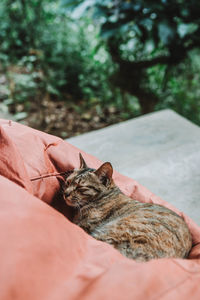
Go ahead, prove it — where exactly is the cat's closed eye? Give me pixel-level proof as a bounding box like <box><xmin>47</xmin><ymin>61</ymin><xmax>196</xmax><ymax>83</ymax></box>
<box><xmin>77</xmin><ymin>187</ymin><xmax>94</xmax><ymax>197</ymax></box>
<box><xmin>78</xmin><ymin>187</ymin><xmax>88</xmax><ymax>193</ymax></box>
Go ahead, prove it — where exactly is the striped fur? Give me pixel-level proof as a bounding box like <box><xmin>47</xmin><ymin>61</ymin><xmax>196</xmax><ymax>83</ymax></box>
<box><xmin>63</xmin><ymin>154</ymin><xmax>192</xmax><ymax>262</ymax></box>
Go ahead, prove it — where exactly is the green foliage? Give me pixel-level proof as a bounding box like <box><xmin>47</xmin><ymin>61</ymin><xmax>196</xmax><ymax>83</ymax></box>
<box><xmin>0</xmin><ymin>0</ymin><xmax>116</xmax><ymax>112</ymax></box>
<box><xmin>140</xmin><ymin>50</ymin><xmax>200</xmax><ymax>125</ymax></box>
<box><xmin>63</xmin><ymin>0</ymin><xmax>200</xmax><ymax>60</ymax></box>
<box><xmin>0</xmin><ymin>0</ymin><xmax>55</xmax><ymax>61</ymax></box>
<box><xmin>156</xmin><ymin>51</ymin><xmax>200</xmax><ymax>125</ymax></box>
<box><xmin>61</xmin><ymin>0</ymin><xmax>200</xmax><ymax>120</ymax></box>
<box><xmin>0</xmin><ymin>0</ymin><xmax>200</xmax><ymax>127</ymax></box>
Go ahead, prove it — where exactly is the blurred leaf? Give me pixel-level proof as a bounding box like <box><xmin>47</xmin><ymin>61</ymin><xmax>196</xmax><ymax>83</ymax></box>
<box><xmin>47</xmin><ymin>84</ymin><xmax>60</xmax><ymax>96</ymax></box>
<box><xmin>158</xmin><ymin>22</ymin><xmax>175</xmax><ymax>45</ymax></box>
<box><xmin>14</xmin><ymin>111</ymin><xmax>28</xmax><ymax>121</ymax></box>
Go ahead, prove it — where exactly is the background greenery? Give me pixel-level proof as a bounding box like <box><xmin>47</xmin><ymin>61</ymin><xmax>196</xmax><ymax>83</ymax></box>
<box><xmin>0</xmin><ymin>0</ymin><xmax>200</xmax><ymax>136</ymax></box>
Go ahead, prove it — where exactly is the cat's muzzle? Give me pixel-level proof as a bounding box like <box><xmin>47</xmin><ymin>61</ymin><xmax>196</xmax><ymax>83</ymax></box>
<box><xmin>64</xmin><ymin>193</ymin><xmax>77</xmax><ymax>207</ymax></box>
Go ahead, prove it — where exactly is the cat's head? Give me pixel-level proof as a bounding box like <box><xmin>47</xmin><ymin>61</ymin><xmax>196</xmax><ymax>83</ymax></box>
<box><xmin>63</xmin><ymin>153</ymin><xmax>114</xmax><ymax>208</ymax></box>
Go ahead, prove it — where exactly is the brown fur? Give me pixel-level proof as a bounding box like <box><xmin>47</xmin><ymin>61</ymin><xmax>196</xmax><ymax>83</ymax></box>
<box><xmin>63</xmin><ymin>154</ymin><xmax>192</xmax><ymax>262</ymax></box>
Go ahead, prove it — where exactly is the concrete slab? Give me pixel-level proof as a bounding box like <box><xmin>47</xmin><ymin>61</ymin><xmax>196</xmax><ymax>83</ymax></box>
<box><xmin>68</xmin><ymin>109</ymin><xmax>200</xmax><ymax>225</ymax></box>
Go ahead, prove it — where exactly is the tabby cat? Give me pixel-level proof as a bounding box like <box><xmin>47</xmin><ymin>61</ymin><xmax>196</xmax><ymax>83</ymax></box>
<box><xmin>63</xmin><ymin>154</ymin><xmax>192</xmax><ymax>262</ymax></box>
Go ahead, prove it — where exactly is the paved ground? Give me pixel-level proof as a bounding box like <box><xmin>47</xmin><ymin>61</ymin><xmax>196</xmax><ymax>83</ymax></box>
<box><xmin>68</xmin><ymin>109</ymin><xmax>200</xmax><ymax>225</ymax></box>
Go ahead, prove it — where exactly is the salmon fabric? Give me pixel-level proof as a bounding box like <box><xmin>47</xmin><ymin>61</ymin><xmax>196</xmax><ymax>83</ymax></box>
<box><xmin>0</xmin><ymin>118</ymin><xmax>200</xmax><ymax>300</ymax></box>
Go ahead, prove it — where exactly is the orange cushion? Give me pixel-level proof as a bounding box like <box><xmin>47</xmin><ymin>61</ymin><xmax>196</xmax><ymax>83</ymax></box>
<box><xmin>0</xmin><ymin>119</ymin><xmax>200</xmax><ymax>300</ymax></box>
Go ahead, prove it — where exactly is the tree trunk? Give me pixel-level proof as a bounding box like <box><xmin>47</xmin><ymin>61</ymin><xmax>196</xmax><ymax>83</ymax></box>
<box><xmin>134</xmin><ymin>89</ymin><xmax>160</xmax><ymax>114</ymax></box>
<box><xmin>107</xmin><ymin>38</ymin><xmax>163</xmax><ymax>114</ymax></box>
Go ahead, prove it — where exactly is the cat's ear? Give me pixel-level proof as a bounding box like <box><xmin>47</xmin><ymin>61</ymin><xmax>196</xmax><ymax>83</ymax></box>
<box><xmin>95</xmin><ymin>162</ymin><xmax>113</xmax><ymax>185</ymax></box>
<box><xmin>79</xmin><ymin>153</ymin><xmax>88</xmax><ymax>169</ymax></box>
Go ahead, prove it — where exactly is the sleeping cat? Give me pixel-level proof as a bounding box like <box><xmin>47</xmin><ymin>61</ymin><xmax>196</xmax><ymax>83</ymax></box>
<box><xmin>63</xmin><ymin>154</ymin><xmax>192</xmax><ymax>262</ymax></box>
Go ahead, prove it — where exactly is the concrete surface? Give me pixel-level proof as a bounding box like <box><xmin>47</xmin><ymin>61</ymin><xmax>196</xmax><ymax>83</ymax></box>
<box><xmin>68</xmin><ymin>109</ymin><xmax>200</xmax><ymax>225</ymax></box>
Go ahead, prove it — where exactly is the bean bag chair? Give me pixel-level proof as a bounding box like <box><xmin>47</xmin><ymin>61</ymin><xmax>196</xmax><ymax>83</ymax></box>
<box><xmin>0</xmin><ymin>118</ymin><xmax>200</xmax><ymax>300</ymax></box>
